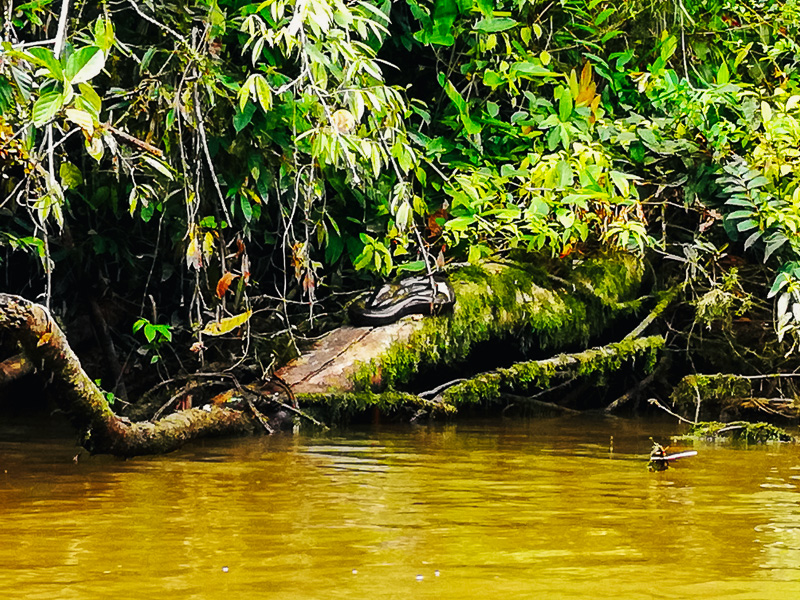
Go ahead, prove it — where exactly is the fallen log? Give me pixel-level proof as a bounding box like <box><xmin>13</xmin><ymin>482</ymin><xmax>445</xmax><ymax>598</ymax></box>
<box><xmin>277</xmin><ymin>253</ymin><xmax>645</xmax><ymax>395</ymax></box>
<box><xmin>0</xmin><ymin>294</ymin><xmax>258</xmax><ymax>456</ymax></box>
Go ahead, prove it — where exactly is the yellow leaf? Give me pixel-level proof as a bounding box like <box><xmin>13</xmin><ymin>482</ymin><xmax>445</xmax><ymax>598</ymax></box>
<box><xmin>539</xmin><ymin>50</ymin><xmax>551</xmax><ymax>66</ymax></box>
<box><xmin>203</xmin><ymin>231</ymin><xmax>215</xmax><ymax>262</ymax></box>
<box><xmin>65</xmin><ymin>108</ymin><xmax>94</xmax><ymax>136</ymax></box>
<box><xmin>186</xmin><ymin>226</ymin><xmax>203</xmax><ymax>270</ymax></box>
<box><xmin>202</xmin><ymin>310</ymin><xmax>253</xmax><ymax>336</ymax></box>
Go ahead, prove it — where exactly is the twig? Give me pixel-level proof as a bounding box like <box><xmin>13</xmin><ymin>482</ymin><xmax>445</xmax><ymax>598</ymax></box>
<box><xmin>152</xmin><ymin>386</ymin><xmax>190</xmax><ymax>421</ymax></box>
<box><xmin>605</xmin><ymin>358</ymin><xmax>664</xmax><ymax>413</ymax></box>
<box><xmin>103</xmin><ymin>123</ymin><xmax>164</xmax><ymax>157</ymax></box>
<box><xmin>242</xmin><ymin>386</ymin><xmax>328</xmax><ymax>429</ymax></box>
<box><xmin>714</xmin><ymin>424</ymin><xmax>744</xmax><ymax>435</ymax></box>
<box><xmin>52</xmin><ymin>0</ymin><xmax>70</xmax><ymax>59</ymax></box>
<box><xmin>193</xmin><ymin>93</ymin><xmax>232</xmax><ymax>224</ymax></box>
<box><xmin>126</xmin><ymin>0</ymin><xmax>188</xmax><ymax>46</ymax></box>
<box><xmin>418</xmin><ymin>378</ymin><xmax>467</xmax><ymax>399</ymax></box>
<box><xmin>246</xmin><ymin>398</ymin><xmax>274</xmax><ymax>434</ymax></box>
<box><xmin>624</xmin><ymin>284</ymin><xmax>683</xmax><ymax>341</ymax></box>
<box><xmin>648</xmin><ymin>397</ymin><xmax>695</xmax><ymax>424</ymax></box>
<box><xmin>500</xmin><ymin>392</ymin><xmax>580</xmax><ymax>415</ymax></box>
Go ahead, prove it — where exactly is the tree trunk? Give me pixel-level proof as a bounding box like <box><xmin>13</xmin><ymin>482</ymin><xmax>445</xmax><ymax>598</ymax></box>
<box><xmin>0</xmin><ymin>294</ymin><xmax>256</xmax><ymax>457</ymax></box>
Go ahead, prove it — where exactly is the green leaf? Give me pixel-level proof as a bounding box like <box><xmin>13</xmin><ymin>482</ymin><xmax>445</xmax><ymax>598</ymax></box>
<box><xmin>736</xmin><ymin>219</ymin><xmax>759</xmax><ymax>232</ymax></box>
<box><xmin>509</xmin><ymin>61</ymin><xmax>555</xmax><ymax>78</ymax></box>
<box><xmin>132</xmin><ymin>318</ymin><xmax>147</xmax><ymax>334</ymax></box>
<box><xmin>240</xmin><ymin>195</ymin><xmax>253</xmax><ymax>222</ymax></box>
<box><xmin>486</xmin><ymin>101</ymin><xmax>499</xmax><ymax>118</ymax></box>
<box><xmin>716</xmin><ymin>61</ymin><xmax>729</xmax><ymax>85</ymax></box>
<box><xmin>325</xmin><ymin>233</ymin><xmax>344</xmax><ymax>264</ymax></box>
<box><xmin>556</xmin><ymin>160</ymin><xmax>573</xmax><ymax>187</ymax></box>
<box><xmin>558</xmin><ymin>88</ymin><xmax>573</xmax><ymax>122</ymax></box>
<box><xmin>142</xmin><ymin>155</ymin><xmax>173</xmax><ymax>180</ymax></box>
<box><xmin>233</xmin><ymin>102</ymin><xmax>256</xmax><ymax>132</ymax></box>
<box><xmin>77</xmin><ymin>83</ymin><xmax>102</xmax><ymax>115</ymax></box>
<box><xmin>594</xmin><ymin>8</ymin><xmax>615</xmax><ymax>26</ymax></box>
<box><xmin>85</xmin><ymin>135</ymin><xmax>104</xmax><ymax>162</ymax></box>
<box><xmin>0</xmin><ymin>76</ymin><xmax>13</xmax><ymax>114</ymax></box>
<box><xmin>743</xmin><ymin>229</ymin><xmax>761</xmax><ymax>250</ymax></box>
<box><xmin>59</xmin><ymin>162</ymin><xmax>83</xmax><ymax>189</ymax></box>
<box><xmin>65</xmin><ymin>46</ymin><xmax>105</xmax><ymax>85</ymax></box>
<box><xmin>140</xmin><ymin>48</ymin><xmax>157</xmax><ymax>75</ymax></box>
<box><xmin>474</xmin><ymin>17</ymin><xmax>517</xmax><ymax>33</ymax></box>
<box><xmin>32</xmin><ymin>91</ymin><xmax>63</xmax><ymax>126</ymax></box>
<box><xmin>26</xmin><ymin>47</ymin><xmax>63</xmax><ymax>80</ymax></box>
<box><xmin>629</xmin><ymin>142</ymin><xmax>645</xmax><ymax>163</ymax></box>
<box><xmin>764</xmin><ymin>234</ymin><xmax>788</xmax><ymax>262</ymax></box>
<box><xmin>93</xmin><ymin>17</ymin><xmax>115</xmax><ymax>52</ymax></box>
<box><xmin>746</xmin><ymin>176</ymin><xmax>768</xmax><ymax>190</ymax></box>
<box><xmin>396</xmin><ymin>260</ymin><xmax>427</xmax><ymax>273</ymax></box>
<box><xmin>659</xmin><ymin>35</ymin><xmax>677</xmax><ymax>63</ymax></box>
<box><xmin>254</xmin><ymin>75</ymin><xmax>272</xmax><ymax>112</ymax></box>
<box><xmin>439</xmin><ymin>75</ymin><xmax>481</xmax><ymax>135</ymax></box>
<box><xmin>483</xmin><ymin>70</ymin><xmax>505</xmax><ymax>88</ymax></box>
<box><xmin>65</xmin><ymin>108</ymin><xmax>94</xmax><ymax>134</ymax></box>
<box><xmin>446</xmin><ymin>216</ymin><xmax>475</xmax><ymax>231</ymax></box>
<box><xmin>727</xmin><ymin>209</ymin><xmax>756</xmax><ymax>220</ymax></box>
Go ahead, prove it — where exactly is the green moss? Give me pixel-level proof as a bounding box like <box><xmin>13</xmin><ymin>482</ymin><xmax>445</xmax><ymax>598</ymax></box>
<box><xmin>296</xmin><ymin>390</ymin><xmax>456</xmax><ymax>424</ymax></box>
<box><xmin>441</xmin><ymin>335</ymin><xmax>664</xmax><ymax>407</ymax></box>
<box><xmin>676</xmin><ymin>421</ymin><xmax>795</xmax><ymax>443</ymax></box>
<box><xmin>349</xmin><ymin>251</ymin><xmax>644</xmax><ymax>392</ymax></box>
<box><xmin>670</xmin><ymin>374</ymin><xmax>752</xmax><ymax>410</ymax></box>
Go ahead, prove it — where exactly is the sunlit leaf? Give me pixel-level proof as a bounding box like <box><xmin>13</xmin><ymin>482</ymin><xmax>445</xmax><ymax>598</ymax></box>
<box><xmin>66</xmin><ymin>46</ymin><xmax>105</xmax><ymax>84</ymax></box>
<box><xmin>59</xmin><ymin>162</ymin><xmax>83</xmax><ymax>189</ymax></box>
<box><xmin>32</xmin><ymin>91</ymin><xmax>63</xmax><ymax>126</ymax></box>
<box><xmin>65</xmin><ymin>108</ymin><xmax>94</xmax><ymax>135</ymax></box>
<box><xmin>202</xmin><ymin>310</ymin><xmax>253</xmax><ymax>336</ymax></box>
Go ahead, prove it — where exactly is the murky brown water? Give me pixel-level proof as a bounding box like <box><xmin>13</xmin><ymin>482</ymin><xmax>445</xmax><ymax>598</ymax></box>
<box><xmin>2</xmin><ymin>415</ymin><xmax>800</xmax><ymax>599</ymax></box>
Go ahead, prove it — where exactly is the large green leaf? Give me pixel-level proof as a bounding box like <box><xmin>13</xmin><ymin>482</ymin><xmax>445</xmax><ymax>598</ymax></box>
<box><xmin>26</xmin><ymin>47</ymin><xmax>63</xmax><ymax>80</ymax></box>
<box><xmin>65</xmin><ymin>46</ymin><xmax>105</xmax><ymax>85</ymax></box>
<box><xmin>32</xmin><ymin>91</ymin><xmax>64</xmax><ymax>126</ymax></box>
<box><xmin>474</xmin><ymin>17</ymin><xmax>517</xmax><ymax>33</ymax></box>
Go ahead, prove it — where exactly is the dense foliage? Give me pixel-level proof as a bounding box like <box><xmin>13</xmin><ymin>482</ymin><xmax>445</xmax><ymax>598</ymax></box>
<box><xmin>4</xmin><ymin>0</ymin><xmax>800</xmax><ymax>392</ymax></box>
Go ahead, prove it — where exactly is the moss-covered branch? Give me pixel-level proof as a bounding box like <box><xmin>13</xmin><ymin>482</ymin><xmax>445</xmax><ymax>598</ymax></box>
<box><xmin>441</xmin><ymin>335</ymin><xmax>664</xmax><ymax>408</ymax></box>
<box><xmin>352</xmin><ymin>253</ymin><xmax>644</xmax><ymax>391</ymax></box>
<box><xmin>0</xmin><ymin>294</ymin><xmax>257</xmax><ymax>456</ymax></box>
<box><xmin>676</xmin><ymin>421</ymin><xmax>795</xmax><ymax>443</ymax></box>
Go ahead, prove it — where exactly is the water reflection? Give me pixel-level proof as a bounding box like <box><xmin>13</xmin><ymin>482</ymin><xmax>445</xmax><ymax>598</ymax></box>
<box><xmin>2</xmin><ymin>416</ymin><xmax>800</xmax><ymax>598</ymax></box>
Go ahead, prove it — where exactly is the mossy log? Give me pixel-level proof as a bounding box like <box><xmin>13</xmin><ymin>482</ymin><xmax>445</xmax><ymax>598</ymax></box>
<box><xmin>675</xmin><ymin>420</ymin><xmax>795</xmax><ymax>443</ymax></box>
<box><xmin>278</xmin><ymin>253</ymin><xmax>644</xmax><ymax>396</ymax></box>
<box><xmin>440</xmin><ymin>335</ymin><xmax>664</xmax><ymax>408</ymax></box>
<box><xmin>0</xmin><ymin>294</ymin><xmax>257</xmax><ymax>456</ymax></box>
<box><xmin>670</xmin><ymin>373</ymin><xmax>800</xmax><ymax>422</ymax></box>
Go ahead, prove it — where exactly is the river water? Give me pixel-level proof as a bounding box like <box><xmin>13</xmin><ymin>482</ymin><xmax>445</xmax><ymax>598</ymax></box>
<box><xmin>2</xmin><ymin>415</ymin><xmax>800</xmax><ymax>599</ymax></box>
